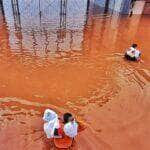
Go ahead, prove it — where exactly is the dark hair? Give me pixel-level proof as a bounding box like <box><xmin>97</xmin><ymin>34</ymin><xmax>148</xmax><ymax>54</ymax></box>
<box><xmin>131</xmin><ymin>44</ymin><xmax>137</xmax><ymax>48</ymax></box>
<box><xmin>63</xmin><ymin>113</ymin><xmax>72</xmax><ymax>123</ymax></box>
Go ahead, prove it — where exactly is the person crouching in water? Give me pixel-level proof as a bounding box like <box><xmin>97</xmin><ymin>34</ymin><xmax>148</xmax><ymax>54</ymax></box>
<box><xmin>125</xmin><ymin>44</ymin><xmax>141</xmax><ymax>61</ymax></box>
<box><xmin>43</xmin><ymin>110</ymin><xmax>85</xmax><ymax>148</ymax></box>
<box><xmin>53</xmin><ymin>113</ymin><xmax>80</xmax><ymax>148</ymax></box>
<box><xmin>63</xmin><ymin>113</ymin><xmax>78</xmax><ymax>138</ymax></box>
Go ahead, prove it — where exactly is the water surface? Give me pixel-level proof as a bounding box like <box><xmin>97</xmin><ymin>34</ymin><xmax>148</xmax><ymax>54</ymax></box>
<box><xmin>0</xmin><ymin>1</ymin><xmax>150</xmax><ymax>150</ymax></box>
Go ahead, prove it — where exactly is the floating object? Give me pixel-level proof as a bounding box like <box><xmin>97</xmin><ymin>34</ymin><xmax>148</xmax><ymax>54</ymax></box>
<box><xmin>54</xmin><ymin>136</ymin><xmax>73</xmax><ymax>149</ymax></box>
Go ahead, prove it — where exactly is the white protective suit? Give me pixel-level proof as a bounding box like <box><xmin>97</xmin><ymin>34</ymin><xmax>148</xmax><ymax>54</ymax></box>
<box><xmin>64</xmin><ymin>120</ymin><xmax>78</xmax><ymax>138</ymax></box>
<box><xmin>43</xmin><ymin>109</ymin><xmax>60</xmax><ymax>138</ymax></box>
<box><xmin>126</xmin><ymin>47</ymin><xmax>141</xmax><ymax>59</ymax></box>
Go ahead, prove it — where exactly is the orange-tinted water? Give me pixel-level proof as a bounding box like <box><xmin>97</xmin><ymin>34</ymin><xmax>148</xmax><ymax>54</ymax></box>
<box><xmin>0</xmin><ymin>2</ymin><xmax>150</xmax><ymax>149</ymax></box>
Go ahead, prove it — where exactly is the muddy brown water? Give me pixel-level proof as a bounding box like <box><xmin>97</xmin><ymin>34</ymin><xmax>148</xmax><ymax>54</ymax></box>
<box><xmin>0</xmin><ymin>2</ymin><xmax>150</xmax><ymax>149</ymax></box>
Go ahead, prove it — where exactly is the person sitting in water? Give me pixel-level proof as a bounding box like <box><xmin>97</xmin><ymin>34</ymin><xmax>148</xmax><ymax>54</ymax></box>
<box><xmin>54</xmin><ymin>112</ymin><xmax>86</xmax><ymax>148</ymax></box>
<box><xmin>125</xmin><ymin>44</ymin><xmax>141</xmax><ymax>61</ymax></box>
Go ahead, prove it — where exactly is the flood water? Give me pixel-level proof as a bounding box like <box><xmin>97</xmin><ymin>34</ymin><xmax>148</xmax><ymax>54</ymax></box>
<box><xmin>0</xmin><ymin>1</ymin><xmax>150</xmax><ymax>150</ymax></box>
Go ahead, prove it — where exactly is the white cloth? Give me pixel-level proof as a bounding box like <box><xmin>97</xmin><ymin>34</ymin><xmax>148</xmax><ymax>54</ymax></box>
<box><xmin>43</xmin><ymin>109</ymin><xmax>59</xmax><ymax>139</ymax></box>
<box><xmin>64</xmin><ymin>120</ymin><xmax>78</xmax><ymax>138</ymax></box>
<box><xmin>126</xmin><ymin>47</ymin><xmax>141</xmax><ymax>59</ymax></box>
<box><xmin>134</xmin><ymin>49</ymin><xmax>141</xmax><ymax>58</ymax></box>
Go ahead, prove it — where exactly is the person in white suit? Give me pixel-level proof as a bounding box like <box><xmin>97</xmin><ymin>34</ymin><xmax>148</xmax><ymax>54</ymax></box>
<box><xmin>125</xmin><ymin>44</ymin><xmax>141</xmax><ymax>61</ymax></box>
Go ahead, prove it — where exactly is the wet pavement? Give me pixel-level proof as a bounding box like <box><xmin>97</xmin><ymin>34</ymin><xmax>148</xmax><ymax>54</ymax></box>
<box><xmin>0</xmin><ymin>1</ymin><xmax>150</xmax><ymax>150</ymax></box>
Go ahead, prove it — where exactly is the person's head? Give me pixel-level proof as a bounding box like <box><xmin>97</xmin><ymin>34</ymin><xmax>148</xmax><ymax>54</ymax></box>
<box><xmin>63</xmin><ymin>113</ymin><xmax>74</xmax><ymax>124</ymax></box>
<box><xmin>131</xmin><ymin>44</ymin><xmax>138</xmax><ymax>48</ymax></box>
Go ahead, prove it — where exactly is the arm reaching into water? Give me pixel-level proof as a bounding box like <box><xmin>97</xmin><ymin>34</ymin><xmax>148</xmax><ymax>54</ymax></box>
<box><xmin>75</xmin><ymin>116</ymin><xmax>87</xmax><ymax>132</ymax></box>
<box><xmin>76</xmin><ymin>116</ymin><xmax>101</xmax><ymax>134</ymax></box>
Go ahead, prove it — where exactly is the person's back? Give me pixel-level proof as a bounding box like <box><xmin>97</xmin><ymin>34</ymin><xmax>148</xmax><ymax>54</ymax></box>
<box><xmin>64</xmin><ymin>119</ymin><xmax>78</xmax><ymax>138</ymax></box>
<box><xmin>43</xmin><ymin>109</ymin><xmax>60</xmax><ymax>139</ymax></box>
<box><xmin>63</xmin><ymin>113</ymin><xmax>78</xmax><ymax>138</ymax></box>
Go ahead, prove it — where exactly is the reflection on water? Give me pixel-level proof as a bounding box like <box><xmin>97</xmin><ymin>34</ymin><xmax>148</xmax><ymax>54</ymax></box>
<box><xmin>1</xmin><ymin>0</ymin><xmax>86</xmax><ymax>56</ymax></box>
<box><xmin>2</xmin><ymin>0</ymin><xmax>89</xmax><ymax>56</ymax></box>
<box><xmin>1</xmin><ymin>0</ymin><xmax>117</xmax><ymax>57</ymax></box>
